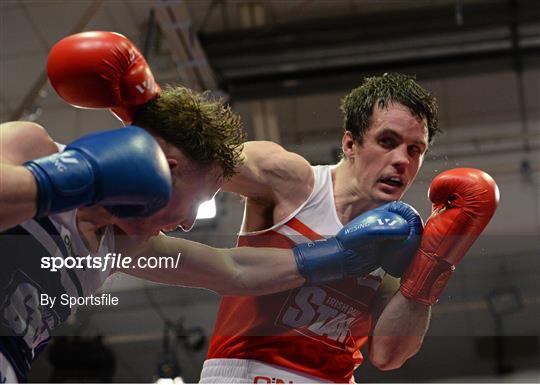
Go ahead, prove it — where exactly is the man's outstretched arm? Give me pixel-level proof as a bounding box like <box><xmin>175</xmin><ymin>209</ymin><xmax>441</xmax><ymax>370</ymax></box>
<box><xmin>121</xmin><ymin>201</ymin><xmax>422</xmax><ymax>296</ymax></box>
<box><xmin>120</xmin><ymin>233</ymin><xmax>305</xmax><ymax>296</ymax></box>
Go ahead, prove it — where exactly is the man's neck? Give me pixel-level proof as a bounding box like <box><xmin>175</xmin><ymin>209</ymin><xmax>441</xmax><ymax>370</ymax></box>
<box><xmin>331</xmin><ymin>161</ymin><xmax>378</xmax><ymax>224</ymax></box>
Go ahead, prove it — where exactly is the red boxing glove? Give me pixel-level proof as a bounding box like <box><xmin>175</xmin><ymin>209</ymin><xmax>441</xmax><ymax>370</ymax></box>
<box><xmin>400</xmin><ymin>168</ymin><xmax>499</xmax><ymax>305</ymax></box>
<box><xmin>47</xmin><ymin>31</ymin><xmax>160</xmax><ymax>124</ymax></box>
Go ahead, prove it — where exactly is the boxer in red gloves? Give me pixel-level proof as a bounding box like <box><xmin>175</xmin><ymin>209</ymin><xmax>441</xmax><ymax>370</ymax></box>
<box><xmin>43</xmin><ymin>31</ymin><xmax>499</xmax><ymax>382</ymax></box>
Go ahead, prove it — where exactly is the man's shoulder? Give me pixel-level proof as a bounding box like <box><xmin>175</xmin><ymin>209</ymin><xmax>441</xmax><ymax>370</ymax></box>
<box><xmin>231</xmin><ymin>141</ymin><xmax>315</xmax><ymax>225</ymax></box>
<box><xmin>225</xmin><ymin>140</ymin><xmax>313</xmax><ymax>202</ymax></box>
<box><xmin>0</xmin><ymin>121</ymin><xmax>58</xmax><ymax>164</ymax></box>
<box><xmin>245</xmin><ymin>141</ymin><xmax>312</xmax><ymax>184</ymax></box>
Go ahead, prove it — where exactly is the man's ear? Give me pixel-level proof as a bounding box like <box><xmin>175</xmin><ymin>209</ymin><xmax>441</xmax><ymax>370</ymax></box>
<box><xmin>342</xmin><ymin>131</ymin><xmax>355</xmax><ymax>160</ymax></box>
<box><xmin>167</xmin><ymin>157</ymin><xmax>178</xmax><ymax>170</ymax></box>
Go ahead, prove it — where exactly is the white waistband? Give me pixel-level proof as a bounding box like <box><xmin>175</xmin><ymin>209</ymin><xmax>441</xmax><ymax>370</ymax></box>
<box><xmin>199</xmin><ymin>358</ymin><xmax>330</xmax><ymax>383</ymax></box>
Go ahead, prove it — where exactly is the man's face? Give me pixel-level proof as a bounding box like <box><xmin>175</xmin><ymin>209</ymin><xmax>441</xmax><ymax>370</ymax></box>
<box><xmin>345</xmin><ymin>102</ymin><xmax>429</xmax><ymax>205</ymax></box>
<box><xmin>116</xmin><ymin>152</ymin><xmax>224</xmax><ymax>241</ymax></box>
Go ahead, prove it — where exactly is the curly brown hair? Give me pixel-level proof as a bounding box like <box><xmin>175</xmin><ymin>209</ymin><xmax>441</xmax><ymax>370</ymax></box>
<box><xmin>133</xmin><ymin>86</ymin><xmax>245</xmax><ymax>179</ymax></box>
<box><xmin>341</xmin><ymin>73</ymin><xmax>440</xmax><ymax>144</ymax></box>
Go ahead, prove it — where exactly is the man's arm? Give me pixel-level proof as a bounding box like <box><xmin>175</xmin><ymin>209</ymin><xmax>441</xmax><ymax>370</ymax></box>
<box><xmin>119</xmin><ymin>202</ymin><xmax>422</xmax><ymax>296</ymax></box>
<box><xmin>368</xmin><ymin>283</ymin><xmax>430</xmax><ymax>371</ymax></box>
<box><xmin>223</xmin><ymin>141</ymin><xmax>314</xmax><ymax>221</ymax></box>
<box><xmin>116</xmin><ymin>233</ymin><xmax>305</xmax><ymax>296</ymax></box>
<box><xmin>0</xmin><ymin>121</ymin><xmax>58</xmax><ymax>230</ymax></box>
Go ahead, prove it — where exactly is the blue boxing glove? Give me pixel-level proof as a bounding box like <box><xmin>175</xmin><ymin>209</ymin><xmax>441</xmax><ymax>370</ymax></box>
<box><xmin>293</xmin><ymin>201</ymin><xmax>423</xmax><ymax>284</ymax></box>
<box><xmin>24</xmin><ymin>125</ymin><xmax>172</xmax><ymax>218</ymax></box>
<box><xmin>376</xmin><ymin>201</ymin><xmax>424</xmax><ymax>277</ymax></box>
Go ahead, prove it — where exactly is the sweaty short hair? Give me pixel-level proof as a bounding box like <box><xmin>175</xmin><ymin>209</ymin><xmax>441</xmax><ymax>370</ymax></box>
<box><xmin>133</xmin><ymin>86</ymin><xmax>245</xmax><ymax>179</ymax></box>
<box><xmin>340</xmin><ymin>73</ymin><xmax>440</xmax><ymax>144</ymax></box>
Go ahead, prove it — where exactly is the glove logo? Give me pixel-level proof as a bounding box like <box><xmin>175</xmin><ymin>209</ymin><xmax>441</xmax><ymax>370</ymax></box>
<box><xmin>54</xmin><ymin>153</ymin><xmax>79</xmax><ymax>172</ymax></box>
<box><xmin>342</xmin><ymin>222</ymin><xmax>368</xmax><ymax>235</ymax></box>
<box><xmin>377</xmin><ymin>218</ymin><xmax>398</xmax><ymax>226</ymax></box>
<box><xmin>135</xmin><ymin>79</ymin><xmax>154</xmax><ymax>94</ymax></box>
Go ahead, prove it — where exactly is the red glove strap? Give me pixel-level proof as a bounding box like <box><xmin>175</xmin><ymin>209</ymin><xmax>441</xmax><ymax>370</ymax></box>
<box><xmin>400</xmin><ymin>249</ymin><xmax>455</xmax><ymax>305</ymax></box>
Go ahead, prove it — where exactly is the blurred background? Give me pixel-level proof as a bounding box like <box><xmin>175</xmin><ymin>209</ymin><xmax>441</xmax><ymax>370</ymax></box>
<box><xmin>1</xmin><ymin>0</ymin><xmax>539</xmax><ymax>382</ymax></box>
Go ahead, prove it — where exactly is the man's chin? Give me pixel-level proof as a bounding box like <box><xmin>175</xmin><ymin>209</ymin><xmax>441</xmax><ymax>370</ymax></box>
<box><xmin>373</xmin><ymin>189</ymin><xmax>403</xmax><ymax>203</ymax></box>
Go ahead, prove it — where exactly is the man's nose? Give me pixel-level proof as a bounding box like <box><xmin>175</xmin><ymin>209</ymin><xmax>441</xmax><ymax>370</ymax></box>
<box><xmin>391</xmin><ymin>145</ymin><xmax>410</xmax><ymax>170</ymax></box>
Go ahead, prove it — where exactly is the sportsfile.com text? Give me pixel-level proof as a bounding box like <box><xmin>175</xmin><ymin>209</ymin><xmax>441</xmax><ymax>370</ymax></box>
<box><xmin>40</xmin><ymin>252</ymin><xmax>182</xmax><ymax>272</ymax></box>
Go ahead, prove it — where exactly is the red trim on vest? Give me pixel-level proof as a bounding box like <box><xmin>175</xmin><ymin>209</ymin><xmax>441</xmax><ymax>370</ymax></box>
<box><xmin>286</xmin><ymin>217</ymin><xmax>323</xmax><ymax>241</ymax></box>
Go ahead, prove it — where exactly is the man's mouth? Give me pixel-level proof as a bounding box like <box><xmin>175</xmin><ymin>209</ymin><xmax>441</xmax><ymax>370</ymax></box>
<box><xmin>378</xmin><ymin>176</ymin><xmax>404</xmax><ymax>188</ymax></box>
